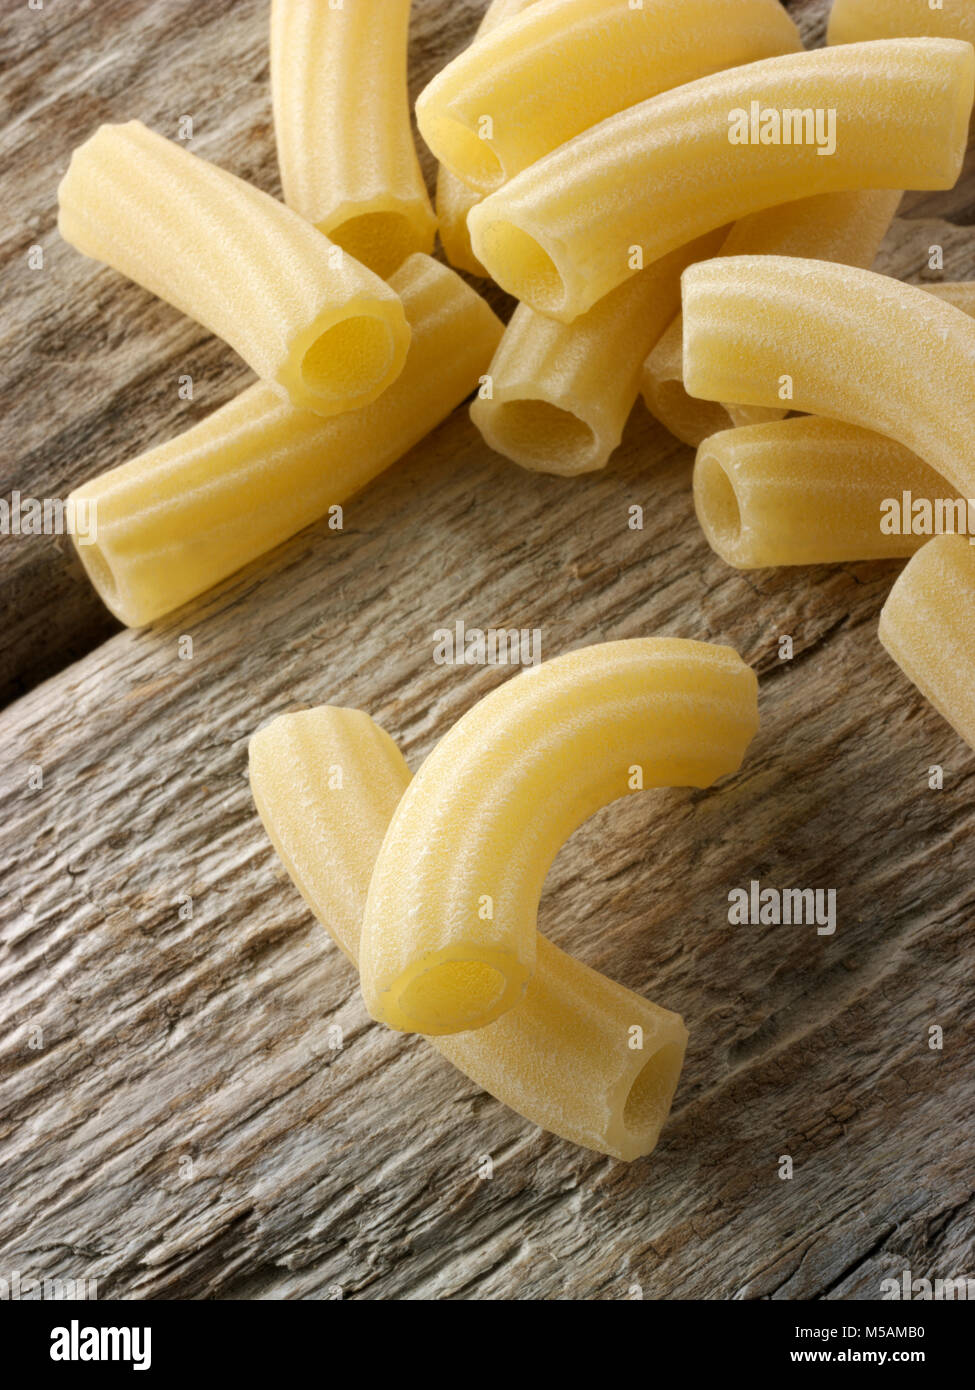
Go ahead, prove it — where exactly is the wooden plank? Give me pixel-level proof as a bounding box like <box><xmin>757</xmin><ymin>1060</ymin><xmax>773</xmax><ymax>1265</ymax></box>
<box><xmin>1</xmin><ymin>0</ymin><xmax>973</xmax><ymax>1300</ymax></box>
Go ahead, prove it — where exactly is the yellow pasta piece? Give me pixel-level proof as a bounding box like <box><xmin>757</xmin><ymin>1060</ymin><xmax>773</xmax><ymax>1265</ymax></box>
<box><xmin>470</xmin><ymin>230</ymin><xmax>725</xmax><ymax>476</ymax></box>
<box><xmin>829</xmin><ymin>0</ymin><xmax>975</xmax><ymax>46</ymax></box>
<box><xmin>57</xmin><ymin>120</ymin><xmax>410</xmax><ymax>416</ymax></box>
<box><xmin>694</xmin><ymin>419</ymin><xmax>962</xmax><ymax>569</ymax></box>
<box><xmin>642</xmin><ymin>191</ymin><xmax>901</xmax><ymax>447</ymax></box>
<box><xmin>358</xmin><ymin>640</ymin><xmax>759</xmax><ymax>1036</ymax></box>
<box><xmin>435</xmin><ymin>0</ymin><xmax>540</xmax><ymax>276</ymax></box>
<box><xmin>270</xmin><ymin>0</ymin><xmax>435</xmax><ymax>278</ymax></box>
<box><xmin>68</xmin><ymin>257</ymin><xmax>502</xmax><ymax>627</ymax></box>
<box><xmin>417</xmin><ymin>0</ymin><xmax>800</xmax><ymax>195</ymax></box>
<box><xmin>249</xmin><ymin>706</ymin><xmax>690</xmax><ymax>1161</ymax></box>
<box><xmin>681</xmin><ymin>256</ymin><xmax>975</xmax><ymax>503</ymax></box>
<box><xmin>879</xmin><ymin>535</ymin><xmax>975</xmax><ymax>751</ymax></box>
<box><xmin>468</xmin><ymin>40</ymin><xmax>974</xmax><ymax>322</ymax></box>
<box><xmin>436</xmin><ymin>167</ymin><xmax>489</xmax><ymax>277</ymax></box>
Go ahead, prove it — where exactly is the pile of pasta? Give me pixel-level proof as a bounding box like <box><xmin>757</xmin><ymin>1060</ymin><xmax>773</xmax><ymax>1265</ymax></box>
<box><xmin>58</xmin><ymin>0</ymin><xmax>975</xmax><ymax>1157</ymax></box>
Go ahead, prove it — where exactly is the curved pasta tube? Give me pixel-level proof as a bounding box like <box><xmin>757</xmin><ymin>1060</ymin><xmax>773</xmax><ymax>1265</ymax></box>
<box><xmin>434</xmin><ymin>0</ymin><xmax>540</xmax><ymax>277</ymax></box>
<box><xmin>270</xmin><ymin>0</ymin><xmax>436</xmax><ymax>278</ymax></box>
<box><xmin>249</xmin><ymin>706</ymin><xmax>689</xmax><ymax>1161</ymax></box>
<box><xmin>642</xmin><ymin>190</ymin><xmax>902</xmax><ymax>447</ymax></box>
<box><xmin>68</xmin><ymin>257</ymin><xmax>502</xmax><ymax>626</ymax></box>
<box><xmin>681</xmin><ymin>256</ymin><xmax>975</xmax><ymax>503</ymax></box>
<box><xmin>417</xmin><ymin>0</ymin><xmax>800</xmax><ymax>195</ymax></box>
<box><xmin>879</xmin><ymin>535</ymin><xmax>975</xmax><ymax>752</ymax></box>
<box><xmin>470</xmin><ymin>230</ymin><xmax>725</xmax><ymax>476</ymax></box>
<box><xmin>468</xmin><ymin>40</ymin><xmax>974</xmax><ymax>322</ymax></box>
<box><xmin>358</xmin><ymin>640</ymin><xmax>759</xmax><ymax>1036</ymax></box>
<box><xmin>828</xmin><ymin>0</ymin><xmax>975</xmax><ymax>47</ymax></box>
<box><xmin>693</xmin><ymin>419</ymin><xmax>961</xmax><ymax>570</ymax></box>
<box><xmin>57</xmin><ymin>121</ymin><xmax>410</xmax><ymax>416</ymax></box>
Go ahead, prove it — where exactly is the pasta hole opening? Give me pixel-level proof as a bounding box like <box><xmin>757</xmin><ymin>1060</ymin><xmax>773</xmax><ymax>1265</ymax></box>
<box><xmin>487</xmin><ymin>399</ymin><xmax>597</xmax><ymax>473</ymax></box>
<box><xmin>697</xmin><ymin>451</ymin><xmax>742</xmax><ymax>547</ymax></box>
<box><xmin>300</xmin><ymin>316</ymin><xmax>396</xmax><ymax>403</ymax></box>
<box><xmin>398</xmin><ymin>959</ymin><xmax>508</xmax><ymax>1033</ymax></box>
<box><xmin>79</xmin><ymin>540</ymin><xmax>121</xmax><ymax>610</ymax></box>
<box><xmin>623</xmin><ymin>1042</ymin><xmax>685</xmax><ymax>1136</ymax></box>
<box><xmin>329</xmin><ymin>212</ymin><xmax>419</xmax><ymax>279</ymax></box>
<box><xmin>429</xmin><ymin>116</ymin><xmax>504</xmax><ymax>193</ymax></box>
<box><xmin>481</xmin><ymin>222</ymin><xmax>564</xmax><ymax>314</ymax></box>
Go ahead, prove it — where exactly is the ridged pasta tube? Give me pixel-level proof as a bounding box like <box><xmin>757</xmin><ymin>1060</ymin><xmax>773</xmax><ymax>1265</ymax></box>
<box><xmin>57</xmin><ymin>121</ymin><xmax>410</xmax><ymax>416</ymax></box>
<box><xmin>642</xmin><ymin>190</ymin><xmax>902</xmax><ymax>447</ymax></box>
<box><xmin>879</xmin><ymin>535</ymin><xmax>975</xmax><ymax>752</ymax></box>
<box><xmin>470</xmin><ymin>230</ymin><xmax>725</xmax><ymax>475</ymax></box>
<box><xmin>435</xmin><ymin>0</ymin><xmax>539</xmax><ymax>276</ymax></box>
<box><xmin>417</xmin><ymin>0</ymin><xmax>800</xmax><ymax>195</ymax></box>
<box><xmin>68</xmin><ymin>257</ymin><xmax>502</xmax><ymax>627</ymax></box>
<box><xmin>681</xmin><ymin>257</ymin><xmax>975</xmax><ymax>502</ymax></box>
<box><xmin>468</xmin><ymin>40</ymin><xmax>974</xmax><ymax>321</ymax></box>
<box><xmin>270</xmin><ymin>0</ymin><xmax>436</xmax><ymax>277</ymax></box>
<box><xmin>249</xmin><ymin>706</ymin><xmax>690</xmax><ymax>1161</ymax></box>
<box><xmin>693</xmin><ymin>419</ymin><xmax>963</xmax><ymax>569</ymax></box>
<box><xmin>358</xmin><ymin>640</ymin><xmax>759</xmax><ymax>1036</ymax></box>
<box><xmin>828</xmin><ymin>0</ymin><xmax>975</xmax><ymax>47</ymax></box>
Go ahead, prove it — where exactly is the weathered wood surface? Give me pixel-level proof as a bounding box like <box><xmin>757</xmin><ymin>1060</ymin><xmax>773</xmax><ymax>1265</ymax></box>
<box><xmin>1</xmin><ymin>0</ymin><xmax>974</xmax><ymax>1300</ymax></box>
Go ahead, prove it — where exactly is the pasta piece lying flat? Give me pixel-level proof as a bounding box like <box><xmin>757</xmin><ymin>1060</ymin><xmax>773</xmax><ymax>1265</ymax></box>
<box><xmin>681</xmin><ymin>256</ymin><xmax>975</xmax><ymax>502</ymax></box>
<box><xmin>828</xmin><ymin>0</ymin><xmax>975</xmax><ymax>47</ymax></box>
<box><xmin>468</xmin><ymin>40</ymin><xmax>973</xmax><ymax>321</ymax></box>
<box><xmin>694</xmin><ymin>419</ymin><xmax>963</xmax><ymax>569</ymax></box>
<box><xmin>642</xmin><ymin>190</ymin><xmax>902</xmax><ymax>447</ymax></box>
<box><xmin>471</xmin><ymin>230</ymin><xmax>725</xmax><ymax>475</ymax></box>
<box><xmin>249</xmin><ymin>706</ymin><xmax>689</xmax><ymax>1161</ymax></box>
<box><xmin>418</xmin><ymin>0</ymin><xmax>800</xmax><ymax>194</ymax></box>
<box><xmin>358</xmin><ymin>640</ymin><xmax>759</xmax><ymax>1036</ymax></box>
<box><xmin>270</xmin><ymin>0</ymin><xmax>435</xmax><ymax>277</ymax></box>
<box><xmin>57</xmin><ymin>121</ymin><xmax>410</xmax><ymax>416</ymax></box>
<box><xmin>879</xmin><ymin>536</ymin><xmax>975</xmax><ymax>752</ymax></box>
<box><xmin>68</xmin><ymin>257</ymin><xmax>502</xmax><ymax>627</ymax></box>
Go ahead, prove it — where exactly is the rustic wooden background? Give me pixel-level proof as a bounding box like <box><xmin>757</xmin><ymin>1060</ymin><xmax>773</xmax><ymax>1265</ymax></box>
<box><xmin>1</xmin><ymin>0</ymin><xmax>973</xmax><ymax>1300</ymax></box>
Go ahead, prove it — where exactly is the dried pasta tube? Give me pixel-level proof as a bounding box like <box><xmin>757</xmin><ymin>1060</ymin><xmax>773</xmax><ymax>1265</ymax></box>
<box><xmin>436</xmin><ymin>168</ymin><xmax>488</xmax><ymax>276</ymax></box>
<box><xmin>270</xmin><ymin>0</ymin><xmax>435</xmax><ymax>277</ymax></box>
<box><xmin>828</xmin><ymin>0</ymin><xmax>975</xmax><ymax>46</ymax></box>
<box><xmin>68</xmin><ymin>257</ymin><xmax>502</xmax><ymax>627</ymax></box>
<box><xmin>470</xmin><ymin>230</ymin><xmax>725</xmax><ymax>475</ymax></box>
<box><xmin>417</xmin><ymin>0</ymin><xmax>800</xmax><ymax>194</ymax></box>
<box><xmin>642</xmin><ymin>190</ymin><xmax>902</xmax><ymax>446</ymax></box>
<box><xmin>57</xmin><ymin>120</ymin><xmax>410</xmax><ymax>416</ymax></box>
<box><xmin>435</xmin><ymin>0</ymin><xmax>540</xmax><ymax>276</ymax></box>
<box><xmin>248</xmin><ymin>706</ymin><xmax>689</xmax><ymax>1161</ymax></box>
<box><xmin>358</xmin><ymin>639</ymin><xmax>759</xmax><ymax>1036</ymax></box>
<box><xmin>693</xmin><ymin>419</ymin><xmax>963</xmax><ymax>569</ymax></box>
<box><xmin>682</xmin><ymin>256</ymin><xmax>975</xmax><ymax>501</ymax></box>
<box><xmin>468</xmin><ymin>40</ymin><xmax>974</xmax><ymax>321</ymax></box>
<box><xmin>879</xmin><ymin>535</ymin><xmax>975</xmax><ymax>751</ymax></box>
<box><xmin>640</xmin><ymin>316</ymin><xmax>743</xmax><ymax>449</ymax></box>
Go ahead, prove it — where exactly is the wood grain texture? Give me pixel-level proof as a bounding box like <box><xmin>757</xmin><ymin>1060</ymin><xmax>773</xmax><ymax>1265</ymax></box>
<box><xmin>1</xmin><ymin>0</ymin><xmax>974</xmax><ymax>1300</ymax></box>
